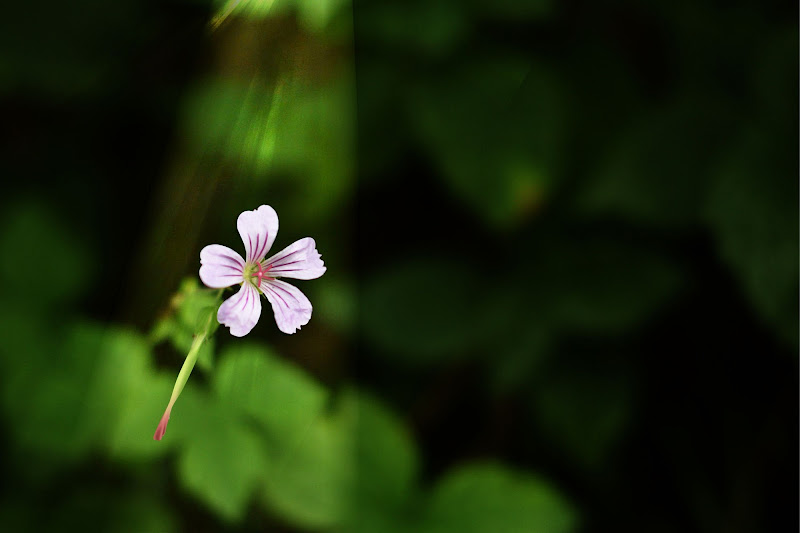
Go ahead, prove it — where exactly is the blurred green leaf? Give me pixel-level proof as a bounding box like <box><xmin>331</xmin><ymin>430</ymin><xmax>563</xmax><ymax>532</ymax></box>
<box><xmin>496</xmin><ymin>237</ymin><xmax>684</xmax><ymax>336</ymax></box>
<box><xmin>575</xmin><ymin>94</ymin><xmax>734</xmax><ymax>228</ymax></box>
<box><xmin>465</xmin><ymin>0</ymin><xmax>553</xmax><ymax>20</ymax></box>
<box><xmin>544</xmin><ymin>241</ymin><xmax>684</xmax><ymax>334</ymax></box>
<box><xmin>0</xmin><ymin>497</ymin><xmax>34</xmax><ymax>533</ymax></box>
<box><xmin>0</xmin><ymin>306</ymin><xmax>55</xmax><ymax>376</ymax></box>
<box><xmin>213</xmin><ymin>343</ymin><xmax>329</xmax><ymax>443</ymax></box>
<box><xmin>358</xmin><ymin>0</ymin><xmax>469</xmax><ymax>57</ymax></box>
<box><xmin>3</xmin><ymin>322</ymin><xmax>162</xmax><ymax>462</ymax></box>
<box><xmin>106</xmin><ymin>372</ymin><xmax>178</xmax><ymax>460</ymax></box>
<box><xmin>488</xmin><ymin>322</ymin><xmax>552</xmax><ymax>392</ymax></box>
<box><xmin>409</xmin><ymin>59</ymin><xmax>565</xmax><ymax>228</ymax></box>
<box><xmin>195</xmin><ymin>336</ymin><xmax>216</xmax><ymax>373</ymax></box>
<box><xmin>483</xmin><ymin>237</ymin><xmax>683</xmax><ymax>392</ymax></box>
<box><xmin>107</xmin><ymin>492</ymin><xmax>179</xmax><ymax>533</ymax></box>
<box><xmin>0</xmin><ymin>0</ymin><xmax>136</xmax><ymax>99</ymax></box>
<box><xmin>0</xmin><ymin>201</ymin><xmax>91</xmax><ymax>308</ymax></box>
<box><xmin>315</xmin><ymin>277</ymin><xmax>356</xmax><ymax>334</ymax></box>
<box><xmin>362</xmin><ymin>258</ymin><xmax>489</xmax><ymax>365</ymax></box>
<box><xmin>529</xmin><ymin>362</ymin><xmax>634</xmax><ymax>468</ymax></box>
<box><xmin>151</xmin><ymin>277</ymin><xmax>220</xmax><ymax>370</ymax></box>
<box><xmin>178</xmin><ymin>393</ymin><xmax>269</xmax><ymax>522</ymax></box>
<box><xmin>76</xmin><ymin>325</ymin><xmax>154</xmax><ymax>436</ymax></box>
<box><xmin>340</xmin><ymin>389</ymin><xmax>420</xmax><ymax>531</ymax></box>
<box><xmin>175</xmin><ymin>279</ymin><xmax>221</xmax><ymax>336</ymax></box>
<box><xmin>350</xmin><ymin>389</ymin><xmax>418</xmax><ymax>506</ymax></box>
<box><xmin>214</xmin><ymin>348</ymin><xmax>419</xmax><ymax>529</ymax></box>
<box><xmin>44</xmin><ymin>488</ymin><xmax>177</xmax><ymax>533</ymax></box>
<box><xmin>421</xmin><ymin>463</ymin><xmax>577</xmax><ymax>533</ymax></box>
<box><xmin>213</xmin><ymin>346</ymin><xmax>351</xmax><ymax>528</ymax></box>
<box><xmin>706</xmin><ymin>123</ymin><xmax>798</xmax><ymax>346</ymax></box>
<box><xmin>260</xmin><ymin>393</ymin><xmax>354</xmax><ymax>529</ymax></box>
<box><xmin>344</xmin><ymin>509</ymin><xmax>419</xmax><ymax>533</ymax></box>
<box><xmin>753</xmin><ymin>27</ymin><xmax>797</xmax><ymax>126</ymax></box>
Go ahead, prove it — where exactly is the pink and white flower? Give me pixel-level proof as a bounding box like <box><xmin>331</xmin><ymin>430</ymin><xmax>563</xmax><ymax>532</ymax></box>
<box><xmin>199</xmin><ymin>205</ymin><xmax>326</xmax><ymax>335</ymax></box>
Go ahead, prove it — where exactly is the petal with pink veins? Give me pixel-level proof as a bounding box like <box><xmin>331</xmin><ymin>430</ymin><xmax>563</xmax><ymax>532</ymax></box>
<box><xmin>237</xmin><ymin>205</ymin><xmax>279</xmax><ymax>263</ymax></box>
<box><xmin>199</xmin><ymin>244</ymin><xmax>245</xmax><ymax>288</ymax></box>
<box><xmin>261</xmin><ymin>279</ymin><xmax>313</xmax><ymax>334</ymax></box>
<box><xmin>218</xmin><ymin>283</ymin><xmax>262</xmax><ymax>337</ymax></box>
<box><xmin>264</xmin><ymin>237</ymin><xmax>327</xmax><ymax>280</ymax></box>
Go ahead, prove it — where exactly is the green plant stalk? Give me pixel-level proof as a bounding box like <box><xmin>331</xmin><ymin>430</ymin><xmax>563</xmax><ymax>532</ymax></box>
<box><xmin>154</xmin><ymin>311</ymin><xmax>215</xmax><ymax>440</ymax></box>
<box><xmin>165</xmin><ymin>331</ymin><xmax>205</xmax><ymax>412</ymax></box>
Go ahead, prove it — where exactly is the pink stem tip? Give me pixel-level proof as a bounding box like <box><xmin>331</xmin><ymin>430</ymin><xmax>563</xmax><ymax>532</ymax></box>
<box><xmin>153</xmin><ymin>407</ymin><xmax>172</xmax><ymax>441</ymax></box>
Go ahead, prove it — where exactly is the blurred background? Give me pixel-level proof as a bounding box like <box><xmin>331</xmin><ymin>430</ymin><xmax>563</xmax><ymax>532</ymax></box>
<box><xmin>0</xmin><ymin>0</ymin><xmax>796</xmax><ymax>531</ymax></box>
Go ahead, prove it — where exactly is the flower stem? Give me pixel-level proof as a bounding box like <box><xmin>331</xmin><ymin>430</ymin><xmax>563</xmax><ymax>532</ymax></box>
<box><xmin>154</xmin><ymin>312</ymin><xmax>214</xmax><ymax>441</ymax></box>
<box><xmin>170</xmin><ymin>332</ymin><xmax>205</xmax><ymax>403</ymax></box>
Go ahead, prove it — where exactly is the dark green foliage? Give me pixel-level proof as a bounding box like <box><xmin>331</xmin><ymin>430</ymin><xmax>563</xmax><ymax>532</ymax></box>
<box><xmin>0</xmin><ymin>0</ymin><xmax>795</xmax><ymax>531</ymax></box>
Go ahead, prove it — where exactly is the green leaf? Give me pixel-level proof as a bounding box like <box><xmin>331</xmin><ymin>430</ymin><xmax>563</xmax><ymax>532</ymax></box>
<box><xmin>176</xmin><ymin>279</ymin><xmax>221</xmax><ymax>335</ymax></box>
<box><xmin>0</xmin><ymin>497</ymin><xmax>34</xmax><ymax>532</ymax></box>
<box><xmin>544</xmin><ymin>241</ymin><xmax>684</xmax><ymax>334</ymax></box>
<box><xmin>339</xmin><ymin>389</ymin><xmax>420</xmax><ymax>532</ymax></box>
<box><xmin>362</xmin><ymin>258</ymin><xmax>490</xmax><ymax>365</ymax></box>
<box><xmin>409</xmin><ymin>59</ymin><xmax>565</xmax><ymax>228</ymax></box>
<box><xmin>77</xmin><ymin>326</ymin><xmax>155</xmax><ymax>432</ymax></box>
<box><xmin>106</xmin><ymin>492</ymin><xmax>179</xmax><ymax>533</ymax></box>
<box><xmin>351</xmin><ymin>390</ymin><xmax>418</xmax><ymax>506</ymax></box>
<box><xmin>212</xmin><ymin>344</ymin><xmax>350</xmax><ymax>527</ymax></box>
<box><xmin>575</xmin><ymin>93</ymin><xmax>734</xmax><ymax>228</ymax></box>
<box><xmin>260</xmin><ymin>394</ymin><xmax>354</xmax><ymax>529</ymax></box>
<box><xmin>705</xmin><ymin>123</ymin><xmax>798</xmax><ymax>346</ymax></box>
<box><xmin>0</xmin><ymin>201</ymin><xmax>92</xmax><ymax>308</ymax></box>
<box><xmin>177</xmin><ymin>394</ymin><xmax>269</xmax><ymax>522</ymax></box>
<box><xmin>358</xmin><ymin>0</ymin><xmax>470</xmax><ymax>57</ymax></box>
<box><xmin>343</xmin><ymin>507</ymin><xmax>421</xmax><ymax>533</ymax></box>
<box><xmin>213</xmin><ymin>343</ymin><xmax>328</xmax><ymax>444</ymax></box>
<box><xmin>421</xmin><ymin>463</ymin><xmax>578</xmax><ymax>533</ymax></box>
<box><xmin>753</xmin><ymin>27</ymin><xmax>796</xmax><ymax>126</ymax></box>
<box><xmin>484</xmin><ymin>238</ymin><xmax>683</xmax><ymax>392</ymax></box>
<box><xmin>42</xmin><ymin>488</ymin><xmax>177</xmax><ymax>533</ymax></box>
<box><xmin>315</xmin><ymin>277</ymin><xmax>357</xmax><ymax>334</ymax></box>
<box><xmin>465</xmin><ymin>0</ymin><xmax>553</xmax><ymax>20</ymax></box>
<box><xmin>488</xmin><ymin>322</ymin><xmax>552</xmax><ymax>393</ymax></box>
<box><xmin>4</xmin><ymin>322</ymin><xmax>159</xmax><ymax>461</ymax></box>
<box><xmin>529</xmin><ymin>364</ymin><xmax>634</xmax><ymax>468</ymax></box>
<box><xmin>151</xmin><ymin>278</ymin><xmax>220</xmax><ymax>369</ymax></box>
<box><xmin>0</xmin><ymin>306</ymin><xmax>56</xmax><ymax>376</ymax></box>
<box><xmin>106</xmin><ymin>372</ymin><xmax>178</xmax><ymax>460</ymax></box>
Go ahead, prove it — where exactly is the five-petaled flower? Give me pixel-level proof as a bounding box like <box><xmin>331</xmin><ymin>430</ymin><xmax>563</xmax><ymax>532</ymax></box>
<box><xmin>199</xmin><ymin>205</ymin><xmax>326</xmax><ymax>335</ymax></box>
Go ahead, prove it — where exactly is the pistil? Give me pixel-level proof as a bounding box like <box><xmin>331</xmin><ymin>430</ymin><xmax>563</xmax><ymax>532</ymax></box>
<box><xmin>250</xmin><ymin>262</ymin><xmax>272</xmax><ymax>286</ymax></box>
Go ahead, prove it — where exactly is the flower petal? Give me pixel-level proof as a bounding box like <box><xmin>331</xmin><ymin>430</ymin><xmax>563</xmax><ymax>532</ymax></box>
<box><xmin>261</xmin><ymin>279</ymin><xmax>313</xmax><ymax>334</ymax></box>
<box><xmin>237</xmin><ymin>205</ymin><xmax>279</xmax><ymax>263</ymax></box>
<box><xmin>263</xmin><ymin>237</ymin><xmax>327</xmax><ymax>280</ymax></box>
<box><xmin>218</xmin><ymin>283</ymin><xmax>262</xmax><ymax>337</ymax></box>
<box><xmin>199</xmin><ymin>244</ymin><xmax>245</xmax><ymax>288</ymax></box>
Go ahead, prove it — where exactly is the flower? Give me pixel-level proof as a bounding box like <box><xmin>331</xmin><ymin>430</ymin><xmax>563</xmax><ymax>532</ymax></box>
<box><xmin>199</xmin><ymin>205</ymin><xmax>326</xmax><ymax>335</ymax></box>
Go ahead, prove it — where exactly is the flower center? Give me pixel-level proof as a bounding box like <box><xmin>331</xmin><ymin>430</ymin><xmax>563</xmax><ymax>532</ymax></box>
<box><xmin>244</xmin><ymin>261</ymin><xmax>272</xmax><ymax>287</ymax></box>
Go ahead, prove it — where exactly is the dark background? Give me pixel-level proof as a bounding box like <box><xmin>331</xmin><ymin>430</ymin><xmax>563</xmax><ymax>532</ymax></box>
<box><xmin>0</xmin><ymin>0</ymin><xmax>797</xmax><ymax>531</ymax></box>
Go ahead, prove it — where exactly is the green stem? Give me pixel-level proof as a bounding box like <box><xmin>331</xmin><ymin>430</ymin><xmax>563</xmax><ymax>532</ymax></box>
<box><xmin>154</xmin><ymin>311</ymin><xmax>217</xmax><ymax>440</ymax></box>
<box><xmin>164</xmin><ymin>331</ymin><xmax>206</xmax><ymax>410</ymax></box>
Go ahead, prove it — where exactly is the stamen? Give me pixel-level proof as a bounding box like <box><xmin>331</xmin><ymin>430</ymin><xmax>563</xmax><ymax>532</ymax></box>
<box><xmin>249</xmin><ymin>262</ymin><xmax>274</xmax><ymax>286</ymax></box>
